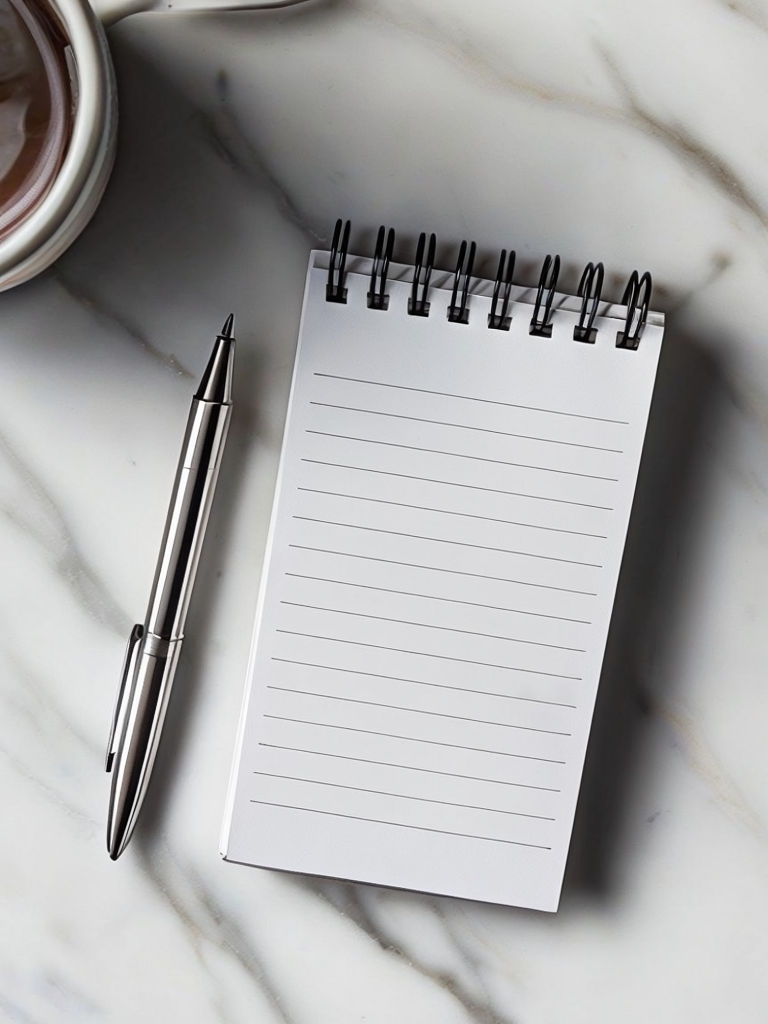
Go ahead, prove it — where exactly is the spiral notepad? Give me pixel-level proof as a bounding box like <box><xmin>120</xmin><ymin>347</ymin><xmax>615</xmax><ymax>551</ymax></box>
<box><xmin>222</xmin><ymin>221</ymin><xmax>665</xmax><ymax>911</ymax></box>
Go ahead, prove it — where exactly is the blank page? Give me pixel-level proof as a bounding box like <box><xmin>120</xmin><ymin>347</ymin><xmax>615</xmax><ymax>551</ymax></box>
<box><xmin>222</xmin><ymin>253</ymin><xmax>664</xmax><ymax>911</ymax></box>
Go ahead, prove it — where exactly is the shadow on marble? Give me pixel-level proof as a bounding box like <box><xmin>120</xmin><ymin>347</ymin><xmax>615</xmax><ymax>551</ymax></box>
<box><xmin>53</xmin><ymin>44</ymin><xmax>276</xmax><ymax>852</ymax></box>
<box><xmin>69</xmin><ymin>32</ymin><xmax>731</xmax><ymax>913</ymax></box>
<box><xmin>564</xmin><ymin>327</ymin><xmax>729</xmax><ymax>903</ymax></box>
<box><xmin>49</xmin><ymin>28</ymin><xmax>335</xmax><ymax>361</ymax></box>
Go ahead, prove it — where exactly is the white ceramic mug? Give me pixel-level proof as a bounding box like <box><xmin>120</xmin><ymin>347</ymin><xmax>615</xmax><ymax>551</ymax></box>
<box><xmin>0</xmin><ymin>0</ymin><xmax>306</xmax><ymax>292</ymax></box>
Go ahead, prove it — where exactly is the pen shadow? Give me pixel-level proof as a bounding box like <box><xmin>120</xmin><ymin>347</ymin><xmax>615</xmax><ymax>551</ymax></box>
<box><xmin>562</xmin><ymin>325</ymin><xmax>727</xmax><ymax>903</ymax></box>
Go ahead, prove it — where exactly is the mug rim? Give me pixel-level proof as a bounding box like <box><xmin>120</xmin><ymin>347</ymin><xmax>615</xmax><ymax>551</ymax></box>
<box><xmin>0</xmin><ymin>0</ymin><xmax>115</xmax><ymax>289</ymax></box>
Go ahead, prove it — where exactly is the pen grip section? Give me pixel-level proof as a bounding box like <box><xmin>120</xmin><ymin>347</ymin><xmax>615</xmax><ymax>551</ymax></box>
<box><xmin>145</xmin><ymin>398</ymin><xmax>232</xmax><ymax>638</ymax></box>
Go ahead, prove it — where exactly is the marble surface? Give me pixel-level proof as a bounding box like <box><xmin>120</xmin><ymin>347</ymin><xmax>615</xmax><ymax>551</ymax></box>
<box><xmin>2</xmin><ymin>0</ymin><xmax>768</xmax><ymax>1020</ymax></box>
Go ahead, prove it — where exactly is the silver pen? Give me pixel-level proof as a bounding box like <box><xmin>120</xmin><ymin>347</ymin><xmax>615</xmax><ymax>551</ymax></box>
<box><xmin>106</xmin><ymin>316</ymin><xmax>236</xmax><ymax>859</ymax></box>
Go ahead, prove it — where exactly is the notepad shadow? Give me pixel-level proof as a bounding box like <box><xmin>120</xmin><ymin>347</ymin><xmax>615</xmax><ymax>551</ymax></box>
<box><xmin>563</xmin><ymin>328</ymin><xmax>727</xmax><ymax>903</ymax></box>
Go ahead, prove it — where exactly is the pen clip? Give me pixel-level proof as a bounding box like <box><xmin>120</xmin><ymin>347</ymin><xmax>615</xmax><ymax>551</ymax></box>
<box><xmin>106</xmin><ymin>624</ymin><xmax>144</xmax><ymax>772</ymax></box>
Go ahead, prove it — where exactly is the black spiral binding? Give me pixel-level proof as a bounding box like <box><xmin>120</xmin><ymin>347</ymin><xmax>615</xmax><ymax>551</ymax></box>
<box><xmin>409</xmin><ymin>232</ymin><xmax>436</xmax><ymax>317</ymax></box>
<box><xmin>326</xmin><ymin>218</ymin><xmax>350</xmax><ymax>303</ymax></box>
<box><xmin>324</xmin><ymin>220</ymin><xmax>653</xmax><ymax>348</ymax></box>
<box><xmin>447</xmin><ymin>240</ymin><xmax>476</xmax><ymax>324</ymax></box>
<box><xmin>367</xmin><ymin>226</ymin><xmax>395</xmax><ymax>310</ymax></box>
<box><xmin>488</xmin><ymin>249</ymin><xmax>516</xmax><ymax>331</ymax></box>
<box><xmin>573</xmin><ymin>262</ymin><xmax>604</xmax><ymax>344</ymax></box>
<box><xmin>616</xmin><ymin>270</ymin><xmax>652</xmax><ymax>349</ymax></box>
<box><xmin>529</xmin><ymin>255</ymin><xmax>560</xmax><ymax>337</ymax></box>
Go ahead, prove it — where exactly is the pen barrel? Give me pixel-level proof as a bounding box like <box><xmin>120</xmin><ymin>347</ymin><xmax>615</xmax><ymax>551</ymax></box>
<box><xmin>145</xmin><ymin>397</ymin><xmax>232</xmax><ymax>638</ymax></box>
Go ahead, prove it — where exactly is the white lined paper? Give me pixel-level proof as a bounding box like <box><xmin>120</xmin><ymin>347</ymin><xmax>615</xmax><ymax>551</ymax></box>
<box><xmin>222</xmin><ymin>254</ymin><xmax>663</xmax><ymax>911</ymax></box>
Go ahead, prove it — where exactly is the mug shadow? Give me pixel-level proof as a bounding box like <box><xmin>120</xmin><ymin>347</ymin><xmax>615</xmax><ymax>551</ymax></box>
<box><xmin>53</xmin><ymin>38</ymin><xmax>311</xmax><ymax>335</ymax></box>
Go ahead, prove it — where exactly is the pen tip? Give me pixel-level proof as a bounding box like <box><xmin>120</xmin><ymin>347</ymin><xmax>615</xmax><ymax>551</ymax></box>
<box><xmin>220</xmin><ymin>313</ymin><xmax>235</xmax><ymax>340</ymax></box>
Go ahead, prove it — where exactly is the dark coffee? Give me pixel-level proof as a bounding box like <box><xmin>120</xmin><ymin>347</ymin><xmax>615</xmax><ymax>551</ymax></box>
<box><xmin>0</xmin><ymin>0</ymin><xmax>73</xmax><ymax>240</ymax></box>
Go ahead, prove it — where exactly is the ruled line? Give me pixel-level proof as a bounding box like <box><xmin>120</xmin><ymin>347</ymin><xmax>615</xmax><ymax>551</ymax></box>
<box><xmin>313</xmin><ymin>371</ymin><xmax>629</xmax><ymax>426</ymax></box>
<box><xmin>249</xmin><ymin>801</ymin><xmax>552</xmax><ymax>849</ymax></box>
<box><xmin>275</xmin><ymin>631</ymin><xmax>582</xmax><ymax>680</ymax></box>
<box><xmin>271</xmin><ymin>658</ymin><xmax>578</xmax><ymax>709</ymax></box>
<box><xmin>296</xmin><ymin>488</ymin><xmax>607</xmax><ymax>539</ymax></box>
<box><xmin>289</xmin><ymin>545</ymin><xmax>599</xmax><ymax>597</ymax></box>
<box><xmin>293</xmin><ymin>517</ymin><xmax>603</xmax><ymax>568</ymax></box>
<box><xmin>263</xmin><ymin>715</ymin><xmax>568</xmax><ymax>763</ymax></box>
<box><xmin>258</xmin><ymin>743</ymin><xmax>563</xmax><ymax>792</ymax></box>
<box><xmin>280</xmin><ymin>601</ymin><xmax>586</xmax><ymax>653</ymax></box>
<box><xmin>309</xmin><ymin>402</ymin><xmax>625</xmax><ymax>453</ymax></box>
<box><xmin>306</xmin><ymin>430</ymin><xmax>620</xmax><ymax>482</ymax></box>
<box><xmin>267</xmin><ymin>686</ymin><xmax>573</xmax><ymax>735</ymax></box>
<box><xmin>283</xmin><ymin>574</ymin><xmax>592</xmax><ymax>624</ymax></box>
<box><xmin>301</xmin><ymin>460</ymin><xmax>615</xmax><ymax>511</ymax></box>
<box><xmin>253</xmin><ymin>772</ymin><xmax>556</xmax><ymax>820</ymax></box>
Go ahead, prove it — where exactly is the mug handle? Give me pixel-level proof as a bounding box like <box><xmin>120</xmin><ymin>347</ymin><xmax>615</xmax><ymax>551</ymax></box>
<box><xmin>90</xmin><ymin>0</ymin><xmax>310</xmax><ymax>27</ymax></box>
